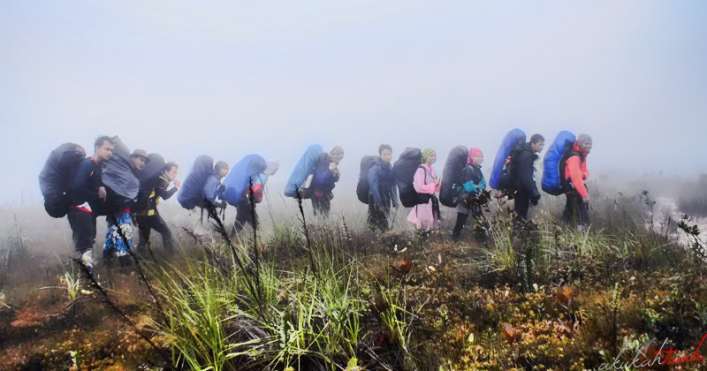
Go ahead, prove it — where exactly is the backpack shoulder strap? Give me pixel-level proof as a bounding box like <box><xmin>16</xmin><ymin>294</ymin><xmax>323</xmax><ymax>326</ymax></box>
<box><xmin>418</xmin><ymin>165</ymin><xmax>428</xmax><ymax>185</ymax></box>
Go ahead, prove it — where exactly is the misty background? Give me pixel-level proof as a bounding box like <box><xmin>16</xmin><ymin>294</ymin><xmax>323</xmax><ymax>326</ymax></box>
<box><xmin>2</xmin><ymin>1</ymin><xmax>706</xmax><ymax>208</ymax></box>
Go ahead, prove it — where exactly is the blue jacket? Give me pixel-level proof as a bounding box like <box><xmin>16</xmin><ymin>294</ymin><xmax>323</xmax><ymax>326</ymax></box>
<box><xmin>461</xmin><ymin>164</ymin><xmax>486</xmax><ymax>195</ymax></box>
<box><xmin>311</xmin><ymin>153</ymin><xmax>340</xmax><ymax>193</ymax></box>
<box><xmin>368</xmin><ymin>159</ymin><xmax>398</xmax><ymax>208</ymax></box>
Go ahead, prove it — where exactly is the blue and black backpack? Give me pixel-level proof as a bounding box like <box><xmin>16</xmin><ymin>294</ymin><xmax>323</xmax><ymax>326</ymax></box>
<box><xmin>284</xmin><ymin>144</ymin><xmax>323</xmax><ymax>198</ymax></box>
<box><xmin>222</xmin><ymin>154</ymin><xmax>267</xmax><ymax>206</ymax></box>
<box><xmin>542</xmin><ymin>131</ymin><xmax>576</xmax><ymax>195</ymax></box>
<box><xmin>39</xmin><ymin>143</ymin><xmax>87</xmax><ymax>218</ymax></box>
<box><xmin>178</xmin><ymin>155</ymin><xmax>214</xmax><ymax>209</ymax></box>
<box><xmin>489</xmin><ymin>129</ymin><xmax>526</xmax><ymax>192</ymax></box>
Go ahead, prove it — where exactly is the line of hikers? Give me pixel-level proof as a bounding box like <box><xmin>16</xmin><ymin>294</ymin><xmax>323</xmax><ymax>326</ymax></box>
<box><xmin>39</xmin><ymin>129</ymin><xmax>592</xmax><ymax>270</ymax></box>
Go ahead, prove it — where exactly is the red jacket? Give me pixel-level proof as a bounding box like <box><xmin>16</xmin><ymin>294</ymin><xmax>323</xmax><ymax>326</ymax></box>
<box><xmin>564</xmin><ymin>143</ymin><xmax>589</xmax><ymax>200</ymax></box>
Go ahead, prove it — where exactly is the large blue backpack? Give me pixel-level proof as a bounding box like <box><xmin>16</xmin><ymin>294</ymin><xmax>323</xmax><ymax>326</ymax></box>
<box><xmin>38</xmin><ymin>143</ymin><xmax>87</xmax><ymax>218</ymax></box>
<box><xmin>489</xmin><ymin>129</ymin><xmax>526</xmax><ymax>190</ymax></box>
<box><xmin>284</xmin><ymin>144</ymin><xmax>323</xmax><ymax>198</ymax></box>
<box><xmin>542</xmin><ymin>131</ymin><xmax>576</xmax><ymax>195</ymax></box>
<box><xmin>440</xmin><ymin>146</ymin><xmax>469</xmax><ymax>207</ymax></box>
<box><xmin>222</xmin><ymin>154</ymin><xmax>267</xmax><ymax>206</ymax></box>
<box><xmin>178</xmin><ymin>155</ymin><xmax>214</xmax><ymax>209</ymax></box>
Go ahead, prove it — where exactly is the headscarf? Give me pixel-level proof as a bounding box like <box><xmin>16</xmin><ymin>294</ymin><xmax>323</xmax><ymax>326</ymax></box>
<box><xmin>421</xmin><ymin>148</ymin><xmax>436</xmax><ymax>164</ymax></box>
<box><xmin>329</xmin><ymin>146</ymin><xmax>344</xmax><ymax>160</ymax></box>
<box><xmin>467</xmin><ymin>147</ymin><xmax>483</xmax><ymax>165</ymax></box>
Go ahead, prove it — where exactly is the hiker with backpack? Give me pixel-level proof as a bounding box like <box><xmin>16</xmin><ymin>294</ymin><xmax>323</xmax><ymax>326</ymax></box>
<box><xmin>229</xmin><ymin>160</ymin><xmax>279</xmax><ymax>234</ymax></box>
<box><xmin>309</xmin><ymin>146</ymin><xmax>344</xmax><ymax>217</ymax></box>
<box><xmin>66</xmin><ymin>136</ymin><xmax>114</xmax><ymax>269</ymax></box>
<box><xmin>204</xmin><ymin>161</ymin><xmax>230</xmax><ymax>208</ymax></box>
<box><xmin>361</xmin><ymin>144</ymin><xmax>398</xmax><ymax>232</ymax></box>
<box><xmin>451</xmin><ymin>148</ymin><xmax>487</xmax><ymax>241</ymax></box>
<box><xmin>406</xmin><ymin>148</ymin><xmax>441</xmax><ymax>235</ymax></box>
<box><xmin>510</xmin><ymin>134</ymin><xmax>544</xmax><ymax>221</ymax></box>
<box><xmin>562</xmin><ymin>134</ymin><xmax>592</xmax><ymax>228</ymax></box>
<box><xmin>136</xmin><ymin>161</ymin><xmax>181</xmax><ymax>252</ymax></box>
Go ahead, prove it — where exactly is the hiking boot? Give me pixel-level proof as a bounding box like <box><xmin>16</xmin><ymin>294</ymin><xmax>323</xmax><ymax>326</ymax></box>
<box><xmin>80</xmin><ymin>250</ymin><xmax>94</xmax><ymax>272</ymax></box>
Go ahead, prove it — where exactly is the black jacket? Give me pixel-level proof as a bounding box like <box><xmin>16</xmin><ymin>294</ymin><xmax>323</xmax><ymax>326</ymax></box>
<box><xmin>70</xmin><ymin>158</ymin><xmax>104</xmax><ymax>210</ymax></box>
<box><xmin>137</xmin><ymin>177</ymin><xmax>178</xmax><ymax>215</ymax></box>
<box><xmin>368</xmin><ymin>159</ymin><xmax>398</xmax><ymax>208</ymax></box>
<box><xmin>511</xmin><ymin>144</ymin><xmax>540</xmax><ymax>199</ymax></box>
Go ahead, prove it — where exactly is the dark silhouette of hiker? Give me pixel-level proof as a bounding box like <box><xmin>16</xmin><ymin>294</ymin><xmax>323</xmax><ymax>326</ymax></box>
<box><xmin>511</xmin><ymin>134</ymin><xmax>544</xmax><ymax>220</ymax></box>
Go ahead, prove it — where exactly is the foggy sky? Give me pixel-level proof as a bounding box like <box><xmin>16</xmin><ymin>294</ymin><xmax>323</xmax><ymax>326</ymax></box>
<box><xmin>2</xmin><ymin>1</ymin><xmax>706</xmax><ymax>206</ymax></box>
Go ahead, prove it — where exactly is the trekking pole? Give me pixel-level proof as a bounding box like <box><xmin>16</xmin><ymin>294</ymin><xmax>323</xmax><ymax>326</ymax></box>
<box><xmin>296</xmin><ymin>188</ymin><xmax>318</xmax><ymax>277</ymax></box>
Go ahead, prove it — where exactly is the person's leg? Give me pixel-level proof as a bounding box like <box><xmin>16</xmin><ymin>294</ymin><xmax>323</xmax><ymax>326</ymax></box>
<box><xmin>311</xmin><ymin>196</ymin><xmax>321</xmax><ymax>216</ymax></box>
<box><xmin>369</xmin><ymin>203</ymin><xmax>387</xmax><ymax>232</ymax></box>
<box><xmin>514</xmin><ymin>191</ymin><xmax>530</xmax><ymax>220</ymax></box>
<box><xmin>452</xmin><ymin>211</ymin><xmax>469</xmax><ymax>240</ymax></box>
<box><xmin>234</xmin><ymin>201</ymin><xmax>258</xmax><ymax>234</ymax></box>
<box><xmin>68</xmin><ymin>209</ymin><xmax>97</xmax><ymax>269</ymax></box>
<box><xmin>136</xmin><ymin>215</ymin><xmax>152</xmax><ymax>249</ymax></box>
<box><xmin>563</xmin><ymin>191</ymin><xmax>581</xmax><ymax>226</ymax></box>
<box><xmin>321</xmin><ymin>194</ymin><xmax>331</xmax><ymax>217</ymax></box>
<box><xmin>380</xmin><ymin>204</ymin><xmax>391</xmax><ymax>231</ymax></box>
<box><xmin>367</xmin><ymin>202</ymin><xmax>377</xmax><ymax>230</ymax></box>
<box><xmin>152</xmin><ymin>214</ymin><xmax>175</xmax><ymax>250</ymax></box>
<box><xmin>578</xmin><ymin>199</ymin><xmax>590</xmax><ymax>227</ymax></box>
<box><xmin>470</xmin><ymin>205</ymin><xmax>487</xmax><ymax>242</ymax></box>
<box><xmin>67</xmin><ymin>209</ymin><xmax>95</xmax><ymax>253</ymax></box>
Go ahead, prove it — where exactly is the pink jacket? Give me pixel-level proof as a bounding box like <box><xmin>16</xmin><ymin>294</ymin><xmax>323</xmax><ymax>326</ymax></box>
<box><xmin>407</xmin><ymin>164</ymin><xmax>440</xmax><ymax>230</ymax></box>
<box><xmin>413</xmin><ymin>164</ymin><xmax>439</xmax><ymax>194</ymax></box>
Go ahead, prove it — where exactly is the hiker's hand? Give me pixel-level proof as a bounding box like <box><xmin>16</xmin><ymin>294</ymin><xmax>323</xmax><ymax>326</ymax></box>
<box><xmin>583</xmin><ymin>195</ymin><xmax>590</xmax><ymax>203</ymax></box>
<box><xmin>174</xmin><ymin>178</ymin><xmax>182</xmax><ymax>189</ymax></box>
<box><xmin>98</xmin><ymin>186</ymin><xmax>107</xmax><ymax>200</ymax></box>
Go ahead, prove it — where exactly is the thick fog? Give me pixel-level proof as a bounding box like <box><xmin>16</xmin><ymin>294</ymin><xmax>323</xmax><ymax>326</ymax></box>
<box><xmin>2</xmin><ymin>1</ymin><xmax>706</xmax><ymax>206</ymax></box>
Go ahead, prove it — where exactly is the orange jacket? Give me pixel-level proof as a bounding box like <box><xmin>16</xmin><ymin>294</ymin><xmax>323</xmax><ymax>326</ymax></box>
<box><xmin>564</xmin><ymin>143</ymin><xmax>589</xmax><ymax>200</ymax></box>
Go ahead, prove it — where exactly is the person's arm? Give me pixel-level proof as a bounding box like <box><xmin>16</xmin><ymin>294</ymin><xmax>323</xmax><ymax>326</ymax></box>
<box><xmin>331</xmin><ymin>166</ymin><xmax>341</xmax><ymax>183</ymax></box>
<box><xmin>368</xmin><ymin>165</ymin><xmax>383</xmax><ymax>206</ymax></box>
<box><xmin>463</xmin><ymin>180</ymin><xmax>478</xmax><ymax>194</ymax></box>
<box><xmin>567</xmin><ymin>156</ymin><xmax>589</xmax><ymax>200</ymax></box>
<box><xmin>156</xmin><ymin>179</ymin><xmax>178</xmax><ymax>200</ymax></box>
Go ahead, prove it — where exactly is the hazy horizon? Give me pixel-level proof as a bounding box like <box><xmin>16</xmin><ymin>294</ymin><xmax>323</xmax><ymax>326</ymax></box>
<box><xmin>2</xmin><ymin>1</ymin><xmax>706</xmax><ymax>207</ymax></box>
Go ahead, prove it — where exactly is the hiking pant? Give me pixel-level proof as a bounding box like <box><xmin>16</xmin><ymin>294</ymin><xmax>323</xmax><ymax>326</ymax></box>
<box><xmin>104</xmin><ymin>211</ymin><xmax>134</xmax><ymax>257</ymax></box>
<box><xmin>233</xmin><ymin>201</ymin><xmax>258</xmax><ymax>234</ymax></box>
<box><xmin>67</xmin><ymin>208</ymin><xmax>96</xmax><ymax>254</ymax></box>
<box><xmin>368</xmin><ymin>203</ymin><xmax>390</xmax><ymax>232</ymax></box>
<box><xmin>563</xmin><ymin>191</ymin><xmax>590</xmax><ymax>227</ymax></box>
<box><xmin>452</xmin><ymin>204</ymin><xmax>482</xmax><ymax>240</ymax></box>
<box><xmin>311</xmin><ymin>192</ymin><xmax>332</xmax><ymax>217</ymax></box>
<box><xmin>137</xmin><ymin>214</ymin><xmax>175</xmax><ymax>250</ymax></box>
<box><xmin>514</xmin><ymin>191</ymin><xmax>531</xmax><ymax>220</ymax></box>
